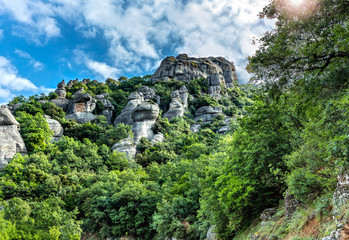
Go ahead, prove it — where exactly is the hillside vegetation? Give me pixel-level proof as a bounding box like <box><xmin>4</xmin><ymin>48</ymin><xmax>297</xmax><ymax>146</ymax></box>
<box><xmin>0</xmin><ymin>0</ymin><xmax>349</xmax><ymax>239</ymax></box>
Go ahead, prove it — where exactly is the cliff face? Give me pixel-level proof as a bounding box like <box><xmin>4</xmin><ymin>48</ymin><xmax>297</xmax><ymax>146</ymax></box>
<box><xmin>151</xmin><ymin>54</ymin><xmax>238</xmax><ymax>97</ymax></box>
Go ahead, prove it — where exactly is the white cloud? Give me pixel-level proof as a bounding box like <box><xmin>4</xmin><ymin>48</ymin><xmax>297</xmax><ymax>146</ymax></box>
<box><xmin>0</xmin><ymin>56</ymin><xmax>53</xmax><ymax>104</ymax></box>
<box><xmin>74</xmin><ymin>50</ymin><xmax>119</xmax><ymax>79</ymax></box>
<box><xmin>0</xmin><ymin>0</ymin><xmax>275</xmax><ymax>83</ymax></box>
<box><xmin>0</xmin><ymin>56</ymin><xmax>38</xmax><ymax>91</ymax></box>
<box><xmin>15</xmin><ymin>49</ymin><xmax>45</xmax><ymax>71</ymax></box>
<box><xmin>0</xmin><ymin>0</ymin><xmax>60</xmax><ymax>44</ymax></box>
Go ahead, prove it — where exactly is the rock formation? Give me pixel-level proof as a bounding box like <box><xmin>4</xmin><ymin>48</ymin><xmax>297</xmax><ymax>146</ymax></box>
<box><xmin>0</xmin><ymin>106</ymin><xmax>27</xmax><ymax>169</ymax></box>
<box><xmin>151</xmin><ymin>54</ymin><xmax>237</xmax><ymax>97</ymax></box>
<box><xmin>151</xmin><ymin>133</ymin><xmax>165</xmax><ymax>145</ymax></box>
<box><xmin>163</xmin><ymin>86</ymin><xmax>189</xmax><ymax>120</ymax></box>
<box><xmin>115</xmin><ymin>92</ymin><xmax>144</xmax><ymax>125</ymax></box>
<box><xmin>132</xmin><ymin>103</ymin><xmax>159</xmax><ymax>143</ymax></box>
<box><xmin>66</xmin><ymin>91</ymin><xmax>97</xmax><ymax>123</ymax></box>
<box><xmin>95</xmin><ymin>94</ymin><xmax>115</xmax><ymax>123</ymax></box>
<box><xmin>44</xmin><ymin>115</ymin><xmax>63</xmax><ymax>142</ymax></box>
<box><xmin>194</xmin><ymin>106</ymin><xmax>222</xmax><ymax>122</ymax></box>
<box><xmin>54</xmin><ymin>80</ymin><xmax>66</xmax><ymax>98</ymax></box>
<box><xmin>112</xmin><ymin>137</ymin><xmax>137</xmax><ymax>159</ymax></box>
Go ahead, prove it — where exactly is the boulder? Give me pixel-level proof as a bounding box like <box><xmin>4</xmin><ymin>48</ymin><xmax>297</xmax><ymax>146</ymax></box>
<box><xmin>66</xmin><ymin>79</ymin><xmax>79</xmax><ymax>88</ymax></box>
<box><xmin>44</xmin><ymin>116</ymin><xmax>63</xmax><ymax>142</ymax></box>
<box><xmin>195</xmin><ymin>106</ymin><xmax>222</xmax><ymax>116</ymax></box>
<box><xmin>112</xmin><ymin>137</ymin><xmax>137</xmax><ymax>159</ymax></box>
<box><xmin>152</xmin><ymin>133</ymin><xmax>165</xmax><ymax>145</ymax></box>
<box><xmin>132</xmin><ymin>103</ymin><xmax>159</xmax><ymax>143</ymax></box>
<box><xmin>151</xmin><ymin>55</ymin><xmax>237</xmax><ymax>94</ymax></box>
<box><xmin>0</xmin><ymin>107</ymin><xmax>20</xmax><ymax>126</ymax></box>
<box><xmin>0</xmin><ymin>106</ymin><xmax>27</xmax><ymax>169</ymax></box>
<box><xmin>49</xmin><ymin>98</ymin><xmax>70</xmax><ymax>111</ymax></box>
<box><xmin>190</xmin><ymin>124</ymin><xmax>201</xmax><ymax>133</ymax></box>
<box><xmin>138</xmin><ymin>86</ymin><xmax>156</xmax><ymax>101</ymax></box>
<box><xmin>206</xmin><ymin>226</ymin><xmax>217</xmax><ymax>240</ymax></box>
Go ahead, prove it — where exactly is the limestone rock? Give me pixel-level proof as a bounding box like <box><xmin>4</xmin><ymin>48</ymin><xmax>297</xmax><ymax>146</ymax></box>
<box><xmin>151</xmin><ymin>55</ymin><xmax>237</xmax><ymax>94</ymax></box>
<box><xmin>55</xmin><ymin>80</ymin><xmax>66</xmax><ymax>98</ymax></box>
<box><xmin>132</xmin><ymin>103</ymin><xmax>159</xmax><ymax>143</ymax></box>
<box><xmin>0</xmin><ymin>107</ymin><xmax>20</xmax><ymax>126</ymax></box>
<box><xmin>0</xmin><ymin>106</ymin><xmax>27</xmax><ymax>169</ymax></box>
<box><xmin>66</xmin><ymin>79</ymin><xmax>79</xmax><ymax>88</ymax></box>
<box><xmin>49</xmin><ymin>98</ymin><xmax>70</xmax><ymax>111</ymax></box>
<box><xmin>163</xmin><ymin>87</ymin><xmax>189</xmax><ymax>120</ymax></box>
<box><xmin>44</xmin><ymin>116</ymin><xmax>63</xmax><ymax>142</ymax></box>
<box><xmin>206</xmin><ymin>226</ymin><xmax>217</xmax><ymax>240</ymax></box>
<box><xmin>66</xmin><ymin>92</ymin><xmax>97</xmax><ymax>123</ymax></box>
<box><xmin>115</xmin><ymin>92</ymin><xmax>144</xmax><ymax>126</ymax></box>
<box><xmin>333</xmin><ymin>171</ymin><xmax>349</xmax><ymax>209</ymax></box>
<box><xmin>138</xmin><ymin>86</ymin><xmax>156</xmax><ymax>101</ymax></box>
<box><xmin>194</xmin><ymin>106</ymin><xmax>223</xmax><ymax>122</ymax></box>
<box><xmin>152</xmin><ymin>133</ymin><xmax>165</xmax><ymax>145</ymax></box>
<box><xmin>190</xmin><ymin>124</ymin><xmax>201</xmax><ymax>133</ymax></box>
<box><xmin>195</xmin><ymin>106</ymin><xmax>222</xmax><ymax>116</ymax></box>
<box><xmin>95</xmin><ymin>94</ymin><xmax>115</xmax><ymax>123</ymax></box>
<box><xmin>112</xmin><ymin>137</ymin><xmax>137</xmax><ymax>159</ymax></box>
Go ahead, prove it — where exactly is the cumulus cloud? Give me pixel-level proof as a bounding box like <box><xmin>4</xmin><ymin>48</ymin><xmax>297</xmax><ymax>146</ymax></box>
<box><xmin>0</xmin><ymin>0</ymin><xmax>60</xmax><ymax>44</ymax></box>
<box><xmin>15</xmin><ymin>49</ymin><xmax>45</xmax><ymax>71</ymax></box>
<box><xmin>74</xmin><ymin>50</ymin><xmax>119</xmax><ymax>79</ymax></box>
<box><xmin>0</xmin><ymin>56</ymin><xmax>54</xmax><ymax>104</ymax></box>
<box><xmin>0</xmin><ymin>0</ymin><xmax>275</xmax><ymax>82</ymax></box>
<box><xmin>0</xmin><ymin>56</ymin><xmax>38</xmax><ymax>91</ymax></box>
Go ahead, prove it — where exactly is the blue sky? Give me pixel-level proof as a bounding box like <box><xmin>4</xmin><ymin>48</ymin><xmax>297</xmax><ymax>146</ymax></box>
<box><xmin>0</xmin><ymin>0</ymin><xmax>274</xmax><ymax>104</ymax></box>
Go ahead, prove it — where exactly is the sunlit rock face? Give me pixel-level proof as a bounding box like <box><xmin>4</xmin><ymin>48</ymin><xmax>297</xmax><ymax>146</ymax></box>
<box><xmin>151</xmin><ymin>54</ymin><xmax>238</xmax><ymax>97</ymax></box>
<box><xmin>0</xmin><ymin>106</ymin><xmax>27</xmax><ymax>169</ymax></box>
<box><xmin>44</xmin><ymin>115</ymin><xmax>63</xmax><ymax>142</ymax></box>
<box><xmin>132</xmin><ymin>103</ymin><xmax>159</xmax><ymax>144</ymax></box>
<box><xmin>66</xmin><ymin>92</ymin><xmax>97</xmax><ymax>123</ymax></box>
<box><xmin>163</xmin><ymin>86</ymin><xmax>189</xmax><ymax>120</ymax></box>
<box><xmin>112</xmin><ymin>137</ymin><xmax>137</xmax><ymax>159</ymax></box>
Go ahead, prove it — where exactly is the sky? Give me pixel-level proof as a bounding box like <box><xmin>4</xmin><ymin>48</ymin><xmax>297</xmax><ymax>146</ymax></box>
<box><xmin>0</xmin><ymin>0</ymin><xmax>275</xmax><ymax>104</ymax></box>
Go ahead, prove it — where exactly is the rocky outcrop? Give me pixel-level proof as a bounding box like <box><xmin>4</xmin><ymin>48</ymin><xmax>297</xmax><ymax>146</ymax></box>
<box><xmin>66</xmin><ymin>91</ymin><xmax>97</xmax><ymax>123</ymax></box>
<box><xmin>194</xmin><ymin>106</ymin><xmax>222</xmax><ymax>122</ymax></box>
<box><xmin>163</xmin><ymin>86</ymin><xmax>189</xmax><ymax>120</ymax></box>
<box><xmin>285</xmin><ymin>192</ymin><xmax>300</xmax><ymax>218</ymax></box>
<box><xmin>0</xmin><ymin>106</ymin><xmax>27</xmax><ymax>169</ymax></box>
<box><xmin>55</xmin><ymin>80</ymin><xmax>66</xmax><ymax>98</ymax></box>
<box><xmin>206</xmin><ymin>226</ymin><xmax>217</xmax><ymax>240</ymax></box>
<box><xmin>115</xmin><ymin>86</ymin><xmax>161</xmax><ymax>144</ymax></box>
<box><xmin>132</xmin><ymin>103</ymin><xmax>159</xmax><ymax>143</ymax></box>
<box><xmin>49</xmin><ymin>98</ymin><xmax>69</xmax><ymax>111</ymax></box>
<box><xmin>44</xmin><ymin>116</ymin><xmax>63</xmax><ymax>142</ymax></box>
<box><xmin>112</xmin><ymin>137</ymin><xmax>137</xmax><ymax>159</ymax></box>
<box><xmin>114</xmin><ymin>92</ymin><xmax>143</xmax><ymax>125</ymax></box>
<box><xmin>151</xmin><ymin>133</ymin><xmax>165</xmax><ymax>145</ymax></box>
<box><xmin>95</xmin><ymin>94</ymin><xmax>114</xmax><ymax>123</ymax></box>
<box><xmin>333</xmin><ymin>171</ymin><xmax>349</xmax><ymax>209</ymax></box>
<box><xmin>151</xmin><ymin>54</ymin><xmax>237</xmax><ymax>97</ymax></box>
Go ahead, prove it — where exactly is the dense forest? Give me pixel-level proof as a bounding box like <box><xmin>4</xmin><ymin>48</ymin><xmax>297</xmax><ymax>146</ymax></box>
<box><xmin>0</xmin><ymin>0</ymin><xmax>348</xmax><ymax>239</ymax></box>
